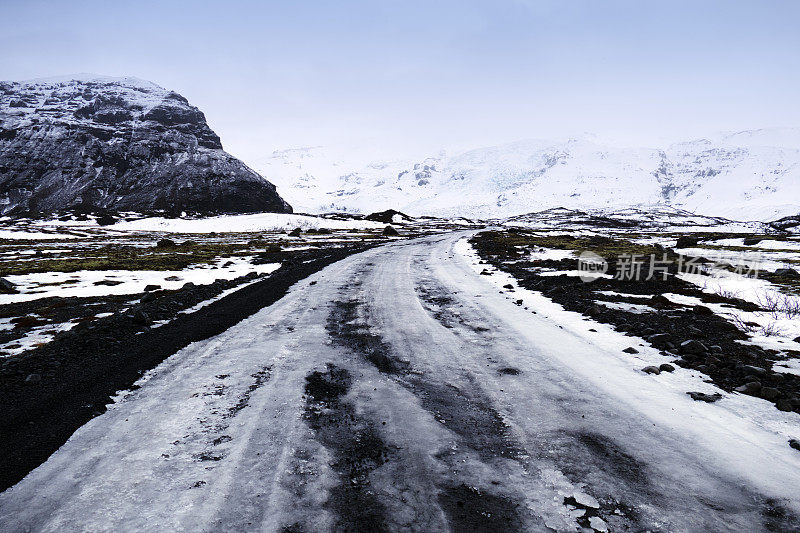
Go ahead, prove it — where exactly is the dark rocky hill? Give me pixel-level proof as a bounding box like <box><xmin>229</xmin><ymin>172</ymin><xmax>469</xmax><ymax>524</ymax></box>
<box><xmin>0</xmin><ymin>75</ymin><xmax>291</xmax><ymax>215</ymax></box>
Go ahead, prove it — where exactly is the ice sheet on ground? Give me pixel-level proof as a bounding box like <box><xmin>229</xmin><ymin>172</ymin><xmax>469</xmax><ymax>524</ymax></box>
<box><xmin>455</xmin><ymin>237</ymin><xmax>800</xmax><ymax>506</ymax></box>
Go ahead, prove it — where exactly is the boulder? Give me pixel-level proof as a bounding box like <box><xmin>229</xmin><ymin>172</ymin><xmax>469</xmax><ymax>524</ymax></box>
<box><xmin>586</xmin><ymin>304</ymin><xmax>605</xmax><ymax>317</ymax></box>
<box><xmin>95</xmin><ymin>214</ymin><xmax>116</xmax><ymax>226</ymax></box>
<box><xmin>760</xmin><ymin>387</ymin><xmax>780</xmax><ymax>401</ymax></box>
<box><xmin>735</xmin><ymin>381</ymin><xmax>762</xmax><ymax>394</ymax></box>
<box><xmin>647</xmin><ymin>333</ymin><xmax>672</xmax><ymax>347</ymax></box>
<box><xmin>132</xmin><ymin>309</ymin><xmax>151</xmax><ymax>325</ymax></box>
<box><xmin>680</xmin><ymin>340</ymin><xmax>708</xmax><ymax>355</ymax></box>
<box><xmin>156</xmin><ymin>238</ymin><xmax>177</xmax><ymax>248</ymax></box>
<box><xmin>0</xmin><ymin>277</ymin><xmax>18</xmax><ymax>294</ymax></box>
<box><xmin>693</xmin><ymin>305</ymin><xmax>714</xmax><ymax>316</ymax></box>
<box><xmin>676</xmin><ymin>236</ymin><xmax>699</xmax><ymax>248</ymax></box>
<box><xmin>686</xmin><ymin>391</ymin><xmax>722</xmax><ymax>403</ymax></box>
<box><xmin>740</xmin><ymin>364</ymin><xmax>767</xmax><ymax>376</ymax></box>
<box><xmin>774</xmin><ymin>268</ymin><xmax>800</xmax><ymax>278</ymax></box>
<box><xmin>94</xmin><ymin>279</ymin><xmax>124</xmax><ymax>286</ymax></box>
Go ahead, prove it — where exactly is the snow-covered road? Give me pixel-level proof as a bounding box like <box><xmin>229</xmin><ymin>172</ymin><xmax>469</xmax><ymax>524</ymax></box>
<box><xmin>2</xmin><ymin>233</ymin><xmax>799</xmax><ymax>532</ymax></box>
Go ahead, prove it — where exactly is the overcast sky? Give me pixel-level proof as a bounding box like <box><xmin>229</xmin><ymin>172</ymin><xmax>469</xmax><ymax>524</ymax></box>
<box><xmin>1</xmin><ymin>0</ymin><xmax>798</xmax><ymax>162</ymax></box>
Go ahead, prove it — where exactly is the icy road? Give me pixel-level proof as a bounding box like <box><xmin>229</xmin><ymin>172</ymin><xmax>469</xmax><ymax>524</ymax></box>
<box><xmin>2</xmin><ymin>233</ymin><xmax>800</xmax><ymax>532</ymax></box>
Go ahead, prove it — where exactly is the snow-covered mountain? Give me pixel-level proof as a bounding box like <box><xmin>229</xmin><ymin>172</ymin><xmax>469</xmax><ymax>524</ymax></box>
<box><xmin>252</xmin><ymin>129</ymin><xmax>800</xmax><ymax>221</ymax></box>
<box><xmin>0</xmin><ymin>75</ymin><xmax>291</xmax><ymax>215</ymax></box>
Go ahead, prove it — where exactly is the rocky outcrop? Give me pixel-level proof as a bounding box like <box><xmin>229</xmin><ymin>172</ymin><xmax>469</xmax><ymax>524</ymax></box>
<box><xmin>770</xmin><ymin>215</ymin><xmax>800</xmax><ymax>233</ymax></box>
<box><xmin>0</xmin><ymin>75</ymin><xmax>291</xmax><ymax>215</ymax></box>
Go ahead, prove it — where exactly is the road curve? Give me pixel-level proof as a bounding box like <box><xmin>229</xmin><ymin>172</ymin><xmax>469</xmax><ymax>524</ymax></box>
<box><xmin>1</xmin><ymin>232</ymin><xmax>799</xmax><ymax>532</ymax></box>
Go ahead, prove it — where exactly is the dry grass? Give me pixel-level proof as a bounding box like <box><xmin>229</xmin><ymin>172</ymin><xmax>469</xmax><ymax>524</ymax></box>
<box><xmin>756</xmin><ymin>291</ymin><xmax>800</xmax><ymax>320</ymax></box>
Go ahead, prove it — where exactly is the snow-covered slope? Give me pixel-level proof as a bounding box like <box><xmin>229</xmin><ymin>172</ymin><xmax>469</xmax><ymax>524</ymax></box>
<box><xmin>252</xmin><ymin>129</ymin><xmax>800</xmax><ymax>221</ymax></box>
<box><xmin>0</xmin><ymin>75</ymin><xmax>292</xmax><ymax>215</ymax></box>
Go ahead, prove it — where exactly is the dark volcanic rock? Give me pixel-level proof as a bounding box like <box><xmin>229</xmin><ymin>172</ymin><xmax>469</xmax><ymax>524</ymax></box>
<box><xmin>774</xmin><ymin>268</ymin><xmax>800</xmax><ymax>278</ymax></box>
<box><xmin>382</xmin><ymin>225</ymin><xmax>400</xmax><ymax>236</ymax></box>
<box><xmin>687</xmin><ymin>391</ymin><xmax>723</xmax><ymax>403</ymax></box>
<box><xmin>0</xmin><ymin>277</ymin><xmax>17</xmax><ymax>294</ymax></box>
<box><xmin>735</xmin><ymin>381</ymin><xmax>762</xmax><ymax>394</ymax></box>
<box><xmin>365</xmin><ymin>209</ymin><xmax>412</xmax><ymax>224</ymax></box>
<box><xmin>646</xmin><ymin>333</ymin><xmax>672</xmax><ymax>348</ymax></box>
<box><xmin>95</xmin><ymin>213</ymin><xmax>116</xmax><ymax>226</ymax></box>
<box><xmin>676</xmin><ymin>236</ymin><xmax>699</xmax><ymax>248</ymax></box>
<box><xmin>679</xmin><ymin>340</ymin><xmax>708</xmax><ymax>355</ymax></box>
<box><xmin>0</xmin><ymin>76</ymin><xmax>292</xmax><ymax>215</ymax></box>
<box><xmin>770</xmin><ymin>215</ymin><xmax>800</xmax><ymax>232</ymax></box>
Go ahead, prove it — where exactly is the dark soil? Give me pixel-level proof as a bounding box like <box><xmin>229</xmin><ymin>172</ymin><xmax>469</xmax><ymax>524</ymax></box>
<box><xmin>303</xmin><ymin>363</ymin><xmax>391</xmax><ymax>532</ymax></box>
<box><xmin>0</xmin><ymin>244</ymin><xmax>374</xmax><ymax>491</ymax></box>
<box><xmin>438</xmin><ymin>483</ymin><xmax>527</xmax><ymax>533</ymax></box>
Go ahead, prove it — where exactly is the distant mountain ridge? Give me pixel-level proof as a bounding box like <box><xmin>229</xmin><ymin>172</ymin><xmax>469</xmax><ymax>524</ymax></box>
<box><xmin>0</xmin><ymin>75</ymin><xmax>291</xmax><ymax>215</ymax></box>
<box><xmin>253</xmin><ymin>129</ymin><xmax>800</xmax><ymax>221</ymax></box>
